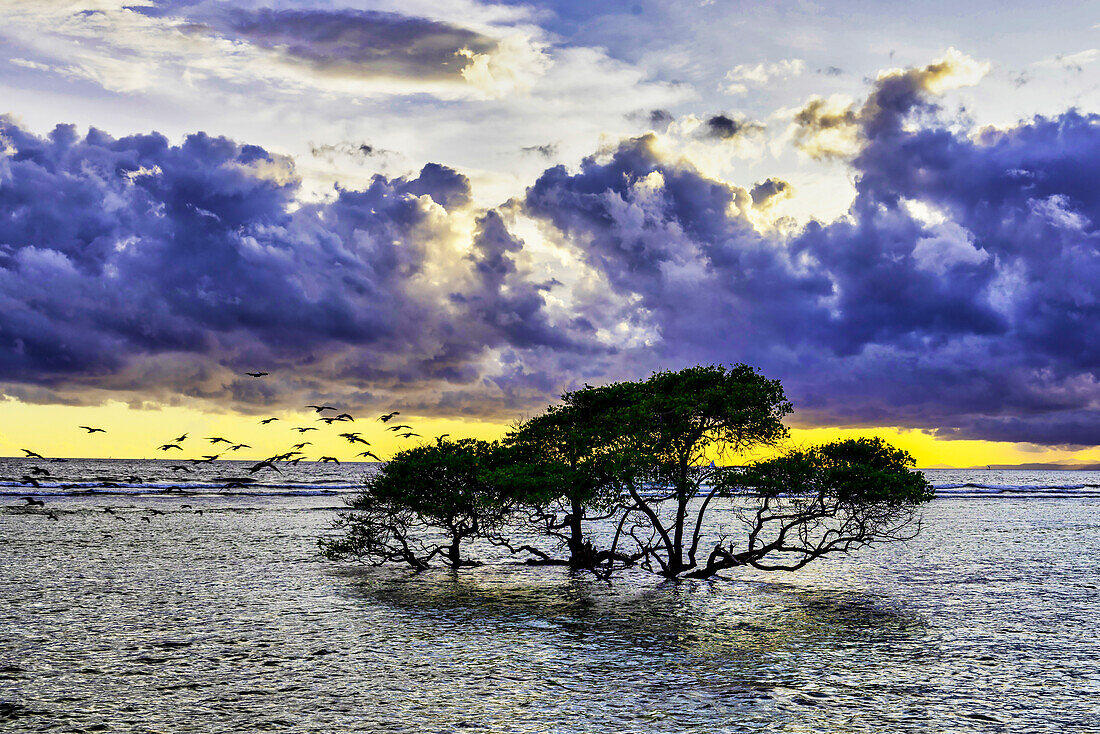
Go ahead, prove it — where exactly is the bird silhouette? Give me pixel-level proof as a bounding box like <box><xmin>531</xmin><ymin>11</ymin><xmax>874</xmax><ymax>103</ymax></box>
<box><xmin>386</xmin><ymin>424</ymin><xmax>412</xmax><ymax>432</ymax></box>
<box><xmin>287</xmin><ymin>457</ymin><xmax>304</xmax><ymax>465</ymax></box>
<box><xmin>334</xmin><ymin>413</ymin><xmax>354</xmax><ymax>422</ymax></box>
<box><xmin>158</xmin><ymin>444</ymin><xmax>182</xmax><ymax>451</ymax></box>
<box><xmin>292</xmin><ymin>427</ymin><xmax>318</xmax><ymax>433</ymax></box>
<box><xmin>79</xmin><ymin>426</ymin><xmax>106</xmax><ymax>433</ymax></box>
<box><xmin>228</xmin><ymin>443</ymin><xmax>251</xmax><ymax>451</ymax></box>
<box><xmin>340</xmin><ymin>433</ymin><xmax>369</xmax><ymax>445</ymax></box>
<box><xmin>173</xmin><ymin>433</ymin><xmax>188</xmax><ymax>443</ymax></box>
<box><xmin>307</xmin><ymin>405</ymin><xmax>336</xmax><ymax>413</ymax></box>
<box><xmin>356</xmin><ymin>451</ymin><xmax>381</xmax><ymax>461</ymax></box>
<box><xmin>260</xmin><ymin>417</ymin><xmax>279</xmax><ymax>424</ymax></box>
<box><xmin>378</xmin><ymin>411</ymin><xmax>400</xmax><ymax>423</ymax></box>
<box><xmin>291</xmin><ymin>442</ymin><xmax>311</xmax><ymax>450</ymax></box>
<box><xmin>248</xmin><ymin>460</ymin><xmax>280</xmax><ymax>474</ymax></box>
<box><xmin>245</xmin><ymin>371</ymin><xmax>269</xmax><ymax>377</ymax></box>
<box><xmin>399</xmin><ymin>432</ymin><xmax>421</xmax><ymax>439</ymax></box>
<box><xmin>437</xmin><ymin>434</ymin><xmax>451</xmax><ymax>442</ymax></box>
<box><xmin>21</xmin><ymin>449</ymin><xmax>44</xmax><ymax>459</ymax></box>
<box><xmin>318</xmin><ymin>417</ymin><xmax>341</xmax><ymax>424</ymax></box>
<box><xmin>29</xmin><ymin>467</ymin><xmax>50</xmax><ymax>476</ymax></box>
<box><xmin>191</xmin><ymin>455</ymin><xmax>220</xmax><ymax>464</ymax></box>
<box><xmin>206</xmin><ymin>437</ymin><xmax>232</xmax><ymax>445</ymax></box>
<box><xmin>169</xmin><ymin>465</ymin><xmax>191</xmax><ymax>472</ymax></box>
<box><xmin>318</xmin><ymin>456</ymin><xmax>340</xmax><ymax>463</ymax></box>
<box><xmin>21</xmin><ymin>497</ymin><xmax>44</xmax><ymax>506</ymax></box>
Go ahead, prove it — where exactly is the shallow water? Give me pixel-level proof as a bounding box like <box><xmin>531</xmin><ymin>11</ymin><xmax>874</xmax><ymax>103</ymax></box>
<box><xmin>2</xmin><ymin>468</ymin><xmax>1100</xmax><ymax>732</ymax></box>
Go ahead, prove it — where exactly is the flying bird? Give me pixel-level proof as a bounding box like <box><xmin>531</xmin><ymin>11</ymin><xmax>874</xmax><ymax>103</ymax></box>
<box><xmin>334</xmin><ymin>413</ymin><xmax>354</xmax><ymax>422</ymax></box>
<box><xmin>436</xmin><ymin>434</ymin><xmax>451</xmax><ymax>442</ymax></box>
<box><xmin>206</xmin><ymin>437</ymin><xmax>232</xmax><ymax>445</ymax></box>
<box><xmin>378</xmin><ymin>412</ymin><xmax>400</xmax><ymax>423</ymax></box>
<box><xmin>29</xmin><ymin>467</ymin><xmax>50</xmax><ymax>476</ymax></box>
<box><xmin>248</xmin><ymin>460</ymin><xmax>280</xmax><ymax>473</ymax></box>
<box><xmin>318</xmin><ymin>416</ymin><xmax>342</xmax><ymax>424</ymax></box>
<box><xmin>340</xmin><ymin>433</ymin><xmax>369</xmax><ymax>445</ymax></box>
<box><xmin>387</xmin><ymin>425</ymin><xmax>412</xmax><ymax>432</ymax></box>
<box><xmin>173</xmin><ymin>433</ymin><xmax>188</xmax><ymax>443</ymax></box>
<box><xmin>228</xmin><ymin>443</ymin><xmax>252</xmax><ymax>451</ymax></box>
<box><xmin>245</xmin><ymin>371</ymin><xmax>269</xmax><ymax>377</ymax></box>
<box><xmin>158</xmin><ymin>444</ymin><xmax>182</xmax><ymax>451</ymax></box>
<box><xmin>291</xmin><ymin>442</ymin><xmax>311</xmax><ymax>450</ymax></box>
<box><xmin>287</xmin><ymin>457</ymin><xmax>304</xmax><ymax>465</ymax></box>
<box><xmin>399</xmin><ymin>432</ymin><xmax>421</xmax><ymax>439</ymax></box>
<box><xmin>169</xmin><ymin>465</ymin><xmax>191</xmax><ymax>472</ymax></box>
<box><xmin>79</xmin><ymin>426</ymin><xmax>106</xmax><ymax>433</ymax></box>
<box><xmin>318</xmin><ymin>456</ymin><xmax>340</xmax><ymax>463</ymax></box>
<box><xmin>260</xmin><ymin>417</ymin><xmax>279</xmax><ymax>424</ymax></box>
<box><xmin>356</xmin><ymin>451</ymin><xmax>381</xmax><ymax>461</ymax></box>
<box><xmin>307</xmin><ymin>405</ymin><xmax>336</xmax><ymax>413</ymax></box>
<box><xmin>292</xmin><ymin>427</ymin><xmax>318</xmax><ymax>433</ymax></box>
<box><xmin>191</xmin><ymin>455</ymin><xmax>221</xmax><ymax>464</ymax></box>
<box><xmin>21</xmin><ymin>449</ymin><xmax>44</xmax><ymax>459</ymax></box>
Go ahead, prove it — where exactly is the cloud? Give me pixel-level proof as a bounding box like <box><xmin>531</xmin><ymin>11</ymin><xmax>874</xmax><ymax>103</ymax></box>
<box><xmin>724</xmin><ymin>58</ymin><xmax>805</xmax><ymax>94</ymax></box>
<box><xmin>787</xmin><ymin>48</ymin><xmax>990</xmax><ymax>159</ymax></box>
<box><xmin>0</xmin><ymin>117</ymin><xmax>587</xmax><ymax>415</ymax></box>
<box><xmin>520</xmin><ymin>143</ymin><xmax>558</xmax><ymax>158</ymax></box>
<box><xmin>5</xmin><ymin>51</ymin><xmax>1100</xmax><ymax>448</ymax></box>
<box><xmin>517</xmin><ymin>64</ymin><xmax>1100</xmax><ymax>447</ymax></box>
<box><xmin>1034</xmin><ymin>49</ymin><xmax>1099</xmax><ymax>73</ymax></box>
<box><xmin>212</xmin><ymin>7</ymin><xmax>498</xmax><ymax>82</ymax></box>
<box><xmin>703</xmin><ymin>114</ymin><xmax>764</xmax><ymax>139</ymax></box>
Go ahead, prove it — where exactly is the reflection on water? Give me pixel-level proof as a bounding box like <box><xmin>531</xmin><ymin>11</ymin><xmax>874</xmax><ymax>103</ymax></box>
<box><xmin>2</xmin><ymin>493</ymin><xmax>1099</xmax><ymax>733</ymax></box>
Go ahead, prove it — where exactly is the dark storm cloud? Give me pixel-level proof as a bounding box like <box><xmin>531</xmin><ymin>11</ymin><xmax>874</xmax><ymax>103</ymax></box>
<box><xmin>143</xmin><ymin>3</ymin><xmax>497</xmax><ymax>81</ymax></box>
<box><xmin>0</xmin><ymin>118</ymin><xmax>577</xmax><ymax>410</ymax></box>
<box><xmin>520</xmin><ymin>67</ymin><xmax>1100</xmax><ymax>446</ymax></box>
<box><xmin>749</xmin><ymin>178</ymin><xmax>793</xmax><ymax>207</ymax></box>
<box><xmin>7</xmin><ymin>51</ymin><xmax>1100</xmax><ymax>446</ymax></box>
<box><xmin>703</xmin><ymin>114</ymin><xmax>764</xmax><ymax>140</ymax></box>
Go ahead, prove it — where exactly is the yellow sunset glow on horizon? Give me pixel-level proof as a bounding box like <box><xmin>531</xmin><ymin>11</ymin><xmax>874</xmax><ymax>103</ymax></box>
<box><xmin>2</xmin><ymin>398</ymin><xmax>1098</xmax><ymax>469</ymax></box>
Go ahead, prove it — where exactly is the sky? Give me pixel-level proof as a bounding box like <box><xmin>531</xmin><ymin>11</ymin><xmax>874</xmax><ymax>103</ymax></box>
<box><xmin>0</xmin><ymin>0</ymin><xmax>1098</xmax><ymax>465</ymax></box>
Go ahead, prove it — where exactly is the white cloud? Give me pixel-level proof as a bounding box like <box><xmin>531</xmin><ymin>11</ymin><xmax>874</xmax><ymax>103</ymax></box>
<box><xmin>724</xmin><ymin>58</ymin><xmax>805</xmax><ymax>94</ymax></box>
<box><xmin>912</xmin><ymin>222</ymin><xmax>989</xmax><ymax>275</ymax></box>
<box><xmin>1033</xmin><ymin>48</ymin><xmax>1100</xmax><ymax>72</ymax></box>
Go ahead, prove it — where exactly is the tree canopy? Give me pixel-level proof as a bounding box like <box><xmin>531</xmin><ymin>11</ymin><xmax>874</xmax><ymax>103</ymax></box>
<box><xmin>322</xmin><ymin>364</ymin><xmax>934</xmax><ymax>580</ymax></box>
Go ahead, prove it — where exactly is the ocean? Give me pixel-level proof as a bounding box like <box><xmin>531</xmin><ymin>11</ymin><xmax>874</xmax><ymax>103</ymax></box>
<box><xmin>2</xmin><ymin>459</ymin><xmax>1099</xmax><ymax>732</ymax></box>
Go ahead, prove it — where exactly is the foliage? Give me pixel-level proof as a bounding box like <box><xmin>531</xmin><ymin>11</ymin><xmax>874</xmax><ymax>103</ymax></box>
<box><xmin>688</xmin><ymin>437</ymin><xmax>936</xmax><ymax>576</ymax></box>
<box><xmin>323</xmin><ymin>366</ymin><xmax>934</xmax><ymax>580</ymax></box>
<box><xmin>321</xmin><ymin>438</ymin><xmax>506</xmax><ymax>569</ymax></box>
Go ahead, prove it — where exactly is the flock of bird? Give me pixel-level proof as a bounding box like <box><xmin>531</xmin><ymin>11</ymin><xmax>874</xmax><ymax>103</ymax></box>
<box><xmin>18</xmin><ymin>405</ymin><xmax>421</xmax><ymax>471</ymax></box>
<box><xmin>5</xmin><ymin>371</ymin><xmax>438</xmax><ymax>517</ymax></box>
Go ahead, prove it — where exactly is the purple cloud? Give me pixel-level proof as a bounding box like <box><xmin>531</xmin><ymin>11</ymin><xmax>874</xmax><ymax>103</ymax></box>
<box><xmin>3</xmin><ymin>53</ymin><xmax>1100</xmax><ymax>446</ymax></box>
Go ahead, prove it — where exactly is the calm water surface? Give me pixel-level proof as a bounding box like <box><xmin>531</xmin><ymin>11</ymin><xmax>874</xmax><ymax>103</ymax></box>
<box><xmin>2</xmin><ymin>464</ymin><xmax>1099</xmax><ymax>732</ymax></box>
